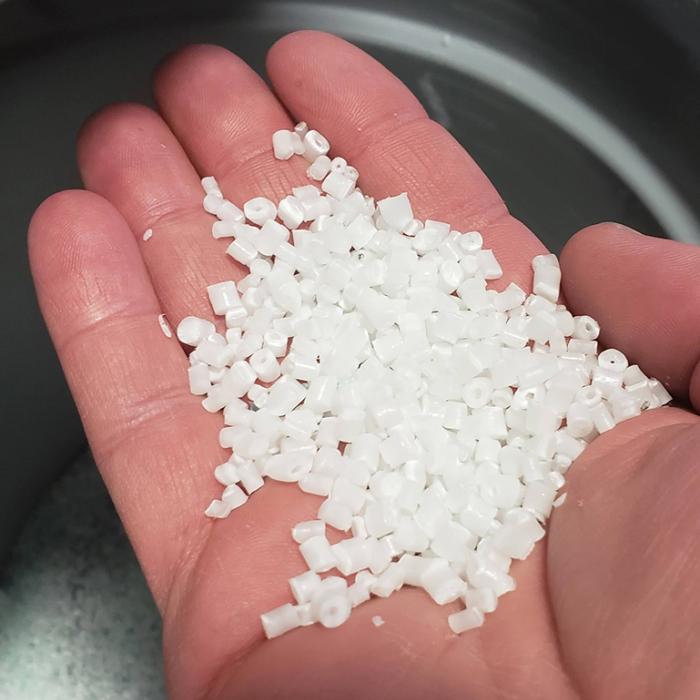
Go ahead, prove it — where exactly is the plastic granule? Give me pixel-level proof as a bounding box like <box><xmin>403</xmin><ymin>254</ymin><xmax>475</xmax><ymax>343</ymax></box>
<box><xmin>158</xmin><ymin>313</ymin><xmax>172</xmax><ymax>339</ymax></box>
<box><xmin>177</xmin><ymin>123</ymin><xmax>672</xmax><ymax>639</ymax></box>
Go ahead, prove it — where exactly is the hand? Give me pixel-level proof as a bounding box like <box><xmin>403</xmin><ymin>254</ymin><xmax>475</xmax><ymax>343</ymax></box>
<box><xmin>28</xmin><ymin>32</ymin><xmax>700</xmax><ymax>700</ymax></box>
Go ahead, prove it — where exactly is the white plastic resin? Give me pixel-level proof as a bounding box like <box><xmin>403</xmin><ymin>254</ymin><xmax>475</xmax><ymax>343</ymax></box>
<box><xmin>179</xmin><ymin>124</ymin><xmax>672</xmax><ymax>640</ymax></box>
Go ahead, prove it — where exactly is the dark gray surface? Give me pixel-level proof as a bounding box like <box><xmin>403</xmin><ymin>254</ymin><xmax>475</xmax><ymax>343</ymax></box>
<box><xmin>0</xmin><ymin>452</ymin><xmax>165</xmax><ymax>699</ymax></box>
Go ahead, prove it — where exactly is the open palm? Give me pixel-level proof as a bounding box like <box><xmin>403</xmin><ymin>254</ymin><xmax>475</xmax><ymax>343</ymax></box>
<box><xmin>29</xmin><ymin>32</ymin><xmax>700</xmax><ymax>700</ymax></box>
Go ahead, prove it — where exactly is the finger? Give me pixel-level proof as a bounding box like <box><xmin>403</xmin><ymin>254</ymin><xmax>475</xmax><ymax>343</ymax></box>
<box><xmin>77</xmin><ymin>102</ymin><xmax>237</xmax><ymax>325</ymax></box>
<box><xmin>29</xmin><ymin>190</ymin><xmax>224</xmax><ymax>607</ymax></box>
<box><xmin>153</xmin><ymin>44</ymin><xmax>309</xmax><ymax>207</ymax></box>
<box><xmin>267</xmin><ymin>31</ymin><xmax>545</xmax><ymax>290</ymax></box>
<box><xmin>560</xmin><ymin>223</ymin><xmax>700</xmax><ymax>409</ymax></box>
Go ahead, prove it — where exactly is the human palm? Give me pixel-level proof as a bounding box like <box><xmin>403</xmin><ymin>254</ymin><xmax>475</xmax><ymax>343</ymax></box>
<box><xmin>29</xmin><ymin>32</ymin><xmax>700</xmax><ymax>700</ymax></box>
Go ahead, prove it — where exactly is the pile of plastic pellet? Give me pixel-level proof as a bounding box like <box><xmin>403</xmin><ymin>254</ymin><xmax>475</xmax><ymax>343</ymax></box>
<box><xmin>178</xmin><ymin>122</ymin><xmax>671</xmax><ymax>638</ymax></box>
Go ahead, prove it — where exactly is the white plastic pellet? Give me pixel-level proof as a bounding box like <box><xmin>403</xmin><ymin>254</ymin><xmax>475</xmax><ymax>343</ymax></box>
<box><xmin>322</xmin><ymin>171</ymin><xmax>355</xmax><ymax>200</ymax></box>
<box><xmin>289</xmin><ymin>570</ymin><xmax>322</xmax><ymax>604</ymax></box>
<box><xmin>204</xmin><ymin>499</ymin><xmax>232</xmax><ymax>519</ymax></box>
<box><xmin>201</xmin><ymin>176</ymin><xmax>222</xmax><ymax>196</ymax></box>
<box><xmin>249</xmin><ymin>347</ymin><xmax>281</xmax><ymax>382</ymax></box>
<box><xmin>291</xmin><ymin>520</ymin><xmax>326</xmax><ymax>544</ymax></box>
<box><xmin>278</xmin><ymin>196</ymin><xmax>305</xmax><ymax>229</ymax></box>
<box><xmin>448</xmin><ymin>607</ymin><xmax>484</xmax><ymax>634</ymax></box>
<box><xmin>237</xmin><ymin>461</ymin><xmax>265</xmax><ymax>494</ymax></box>
<box><xmin>244</xmin><ymin>197</ymin><xmax>277</xmax><ymax>226</ymax></box>
<box><xmin>203</xmin><ymin>192</ymin><xmax>224</xmax><ymax>216</ymax></box>
<box><xmin>573</xmin><ymin>315</ymin><xmax>600</xmax><ymax>340</ymax></box>
<box><xmin>177</xmin><ymin>316</ymin><xmax>216</xmax><ymax>346</ymax></box>
<box><xmin>142</xmin><ymin>228</ymin><xmax>153</xmax><ymax>241</ymax></box>
<box><xmin>377</xmin><ymin>193</ymin><xmax>414</xmax><ymax>231</ymax></box>
<box><xmin>221</xmin><ymin>483</ymin><xmax>248</xmax><ymax>510</ymax></box>
<box><xmin>299</xmin><ymin>535</ymin><xmax>336</xmax><ymax>573</ymax></box>
<box><xmin>532</xmin><ymin>261</ymin><xmax>561</xmax><ymax>302</ymax></box>
<box><xmin>207</xmin><ymin>281</ymin><xmax>241</xmax><ymax>315</ymax></box>
<box><xmin>307</xmin><ymin>155</ymin><xmax>332</xmax><ymax>181</ymax></box>
<box><xmin>302</xmin><ymin>130</ymin><xmax>330</xmax><ymax>161</ymax></box>
<box><xmin>261</xmin><ymin>603</ymin><xmax>300</xmax><ymax>639</ymax></box>
<box><xmin>227</xmin><ymin>237</ymin><xmax>259</xmax><ymax>266</ymax></box>
<box><xmin>190</xmin><ymin>125</ymin><xmax>671</xmax><ymax>641</ymax></box>
<box><xmin>272</xmin><ymin>129</ymin><xmax>298</xmax><ymax>160</ymax></box>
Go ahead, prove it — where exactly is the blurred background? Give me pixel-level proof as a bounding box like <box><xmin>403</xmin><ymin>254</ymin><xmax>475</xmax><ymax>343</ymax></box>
<box><xmin>1</xmin><ymin>0</ymin><xmax>698</xmax><ymax>697</ymax></box>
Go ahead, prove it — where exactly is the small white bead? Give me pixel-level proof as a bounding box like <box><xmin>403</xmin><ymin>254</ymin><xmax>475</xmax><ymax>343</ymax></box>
<box><xmin>532</xmin><ymin>262</ymin><xmax>561</xmax><ymax>303</ymax></box>
<box><xmin>448</xmin><ymin>607</ymin><xmax>484</xmax><ymax>634</ymax></box>
<box><xmin>476</xmin><ymin>249</ymin><xmax>503</xmax><ymax>280</ymax></box>
<box><xmin>272</xmin><ymin>129</ymin><xmax>297</xmax><ymax>160</ymax></box>
<box><xmin>260</xmin><ymin>603</ymin><xmax>300</xmax><ymax>639</ymax></box>
<box><xmin>318</xmin><ymin>498</ymin><xmax>353</xmax><ymax>531</ymax></box>
<box><xmin>294</xmin><ymin>121</ymin><xmax>309</xmax><ymax>138</ymax></box>
<box><xmin>532</xmin><ymin>253</ymin><xmax>559</xmax><ymax>269</ymax></box>
<box><xmin>299</xmin><ymin>535</ymin><xmax>337</xmax><ymax>573</ymax></box>
<box><xmin>212</xmin><ymin>219</ymin><xmax>237</xmax><ymax>239</ymax></box>
<box><xmin>316</xmin><ymin>591</ymin><xmax>351</xmax><ymax>629</ymax></box>
<box><xmin>214</xmin><ymin>461</ymin><xmax>240</xmax><ymax>486</ymax></box>
<box><xmin>207</xmin><ymin>281</ymin><xmax>241</xmax><ymax>316</ymax></box>
<box><xmin>591</xmin><ymin>401</ymin><xmax>615</xmax><ymax>433</ymax></box>
<box><xmin>648</xmin><ymin>379</ymin><xmax>672</xmax><ymax>406</ymax></box>
<box><xmin>243</xmin><ymin>196</ymin><xmax>277</xmax><ymax>226</ymax></box>
<box><xmin>420</xmin><ymin>558</ymin><xmax>465</xmax><ymax>604</ymax></box>
<box><xmin>611</xmin><ymin>393</ymin><xmax>641</xmax><ymax>422</ymax></box>
<box><xmin>203</xmin><ymin>192</ymin><xmax>224</xmax><ymax>215</ymax></box>
<box><xmin>218</xmin><ymin>199</ymin><xmax>245</xmax><ymax>223</ymax></box>
<box><xmin>371</xmin><ymin>562</ymin><xmax>406</xmax><ymax>597</ymax></box>
<box><xmin>573</xmin><ymin>315</ymin><xmax>600</xmax><ymax>340</ymax></box>
<box><xmin>459</xmin><ymin>231</ymin><xmax>483</xmax><ymax>252</ymax></box>
<box><xmin>463</xmin><ymin>587</ymin><xmax>497</xmax><ymax>614</ymax></box>
<box><xmin>255</xmin><ymin>220</ymin><xmax>289</xmax><ymax>256</ymax></box>
<box><xmin>201</xmin><ymin>176</ymin><xmax>222</xmax><ymax>196</ymax></box>
<box><xmin>321</xmin><ymin>171</ymin><xmax>355</xmax><ymax>200</ymax></box>
<box><xmin>575</xmin><ymin>385</ymin><xmax>602</xmax><ymax>407</ymax></box>
<box><xmin>221</xmin><ymin>483</ymin><xmax>248</xmax><ymax>510</ymax></box>
<box><xmin>237</xmin><ymin>461</ymin><xmax>265</xmax><ymax>494</ymax></box>
<box><xmin>278</xmin><ymin>195</ymin><xmax>305</xmax><ymax>229</ymax></box>
<box><xmin>331</xmin><ymin>537</ymin><xmax>372</xmax><ymax>575</ymax></box>
<box><xmin>291</xmin><ymin>520</ymin><xmax>326</xmax><ymax>544</ymax></box>
<box><xmin>266</xmin><ymin>376</ymin><xmax>307</xmax><ymax>416</ymax></box>
<box><xmin>177</xmin><ymin>316</ymin><xmax>216</xmax><ymax>346</ymax></box>
<box><xmin>188</xmin><ymin>363</ymin><xmax>210</xmax><ymax>395</ymax></box>
<box><xmin>598</xmin><ymin>348</ymin><xmax>629</xmax><ymax>373</ymax></box>
<box><xmin>263</xmin><ymin>450</ymin><xmax>313</xmax><ymax>482</ymax></box>
<box><xmin>565</xmin><ymin>403</ymin><xmax>594</xmax><ymax>438</ymax></box>
<box><xmin>463</xmin><ymin>377</ymin><xmax>493</xmax><ymax>408</ymax></box>
<box><xmin>226</xmin><ymin>237</ymin><xmax>258</xmax><ymax>266</ymax></box>
<box><xmin>623</xmin><ymin>364</ymin><xmax>648</xmax><ymax>387</ymax></box>
<box><xmin>307</xmin><ymin>155</ymin><xmax>332</xmax><ymax>181</ymax></box>
<box><xmin>249</xmin><ymin>347</ymin><xmax>281</xmax><ymax>382</ymax></box>
<box><xmin>222</xmin><ymin>360</ymin><xmax>257</xmax><ymax>398</ymax></box>
<box><xmin>302</xmin><ymin>129</ymin><xmax>331</xmax><ymax>161</ymax></box>
<box><xmin>377</xmin><ymin>193</ymin><xmax>414</xmax><ymax>231</ymax></box>
<box><xmin>289</xmin><ymin>570</ymin><xmax>322</xmax><ymax>604</ymax></box>
<box><xmin>299</xmin><ymin>472</ymin><xmax>334</xmax><ymax>497</ymax></box>
<box><xmin>348</xmin><ymin>575</ymin><xmax>375</xmax><ymax>607</ymax></box>
<box><xmin>204</xmin><ymin>499</ymin><xmax>231</xmax><ymax>519</ymax></box>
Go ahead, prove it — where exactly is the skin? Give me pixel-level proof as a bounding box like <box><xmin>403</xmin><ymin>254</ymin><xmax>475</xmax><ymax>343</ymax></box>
<box><xmin>27</xmin><ymin>31</ymin><xmax>700</xmax><ymax>700</ymax></box>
